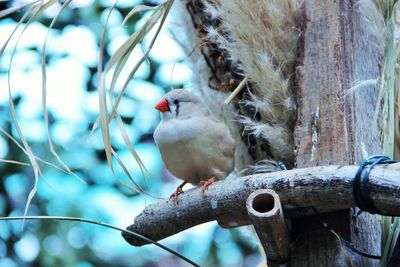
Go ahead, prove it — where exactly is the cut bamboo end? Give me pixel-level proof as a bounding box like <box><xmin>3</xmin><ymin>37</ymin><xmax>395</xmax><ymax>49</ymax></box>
<box><xmin>246</xmin><ymin>189</ymin><xmax>290</xmax><ymax>267</ymax></box>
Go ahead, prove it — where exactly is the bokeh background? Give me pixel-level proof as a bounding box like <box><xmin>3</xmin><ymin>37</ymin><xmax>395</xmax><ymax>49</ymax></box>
<box><xmin>0</xmin><ymin>0</ymin><xmax>262</xmax><ymax>266</ymax></box>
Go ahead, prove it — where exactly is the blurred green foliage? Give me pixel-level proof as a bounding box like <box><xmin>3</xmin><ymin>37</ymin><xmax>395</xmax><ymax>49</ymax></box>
<box><xmin>0</xmin><ymin>1</ymin><xmax>261</xmax><ymax>266</ymax></box>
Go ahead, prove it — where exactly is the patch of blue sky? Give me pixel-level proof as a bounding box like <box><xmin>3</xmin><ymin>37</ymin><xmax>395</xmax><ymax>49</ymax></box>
<box><xmin>214</xmin><ymin>226</ymin><xmax>231</xmax><ymax>245</ymax></box>
<box><xmin>133</xmin><ymin>8</ymin><xmax>187</xmax><ymax>63</ymax></box>
<box><xmin>154</xmin><ymin>61</ymin><xmax>191</xmax><ymax>86</ymax></box>
<box><xmin>134</xmin><ymin>105</ymin><xmax>159</xmax><ymax>133</ymax></box>
<box><xmin>99</xmin><ymin>0</ymin><xmax>143</xmax><ymax>9</ymax></box>
<box><xmin>41</xmin><ymin>1</ymin><xmax>63</xmax><ymax>18</ymax></box>
<box><xmin>50</xmin><ymin>120</ymin><xmax>88</xmax><ymax>145</ymax></box>
<box><xmin>0</xmin><ymin>50</ymin><xmax>40</xmax><ymax>72</ymax></box>
<box><xmin>105</xmin><ymin>44</ymin><xmax>151</xmax><ymax>82</ymax></box>
<box><xmin>84</xmin><ymin>129</ymin><xmax>109</xmax><ymax>150</ymax></box>
<box><xmin>12</xmin><ymin>118</ymin><xmax>46</xmax><ymax>142</ymax></box>
<box><xmin>8</xmin><ymin>208</ymin><xmax>40</xmax><ymax>231</ymax></box>
<box><xmin>0</xmin><ymin>23</ymin><xmax>95</xmax><ymax>85</ymax></box>
<box><xmin>90</xmin><ymin>230</ymin><xmax>118</xmax><ymax>260</ymax></box>
<box><xmin>44</xmin><ymin>196</ymin><xmax>76</xmax><ymax>216</ymax></box>
<box><xmin>4</xmin><ymin>173</ymin><xmax>28</xmax><ymax>199</ymax></box>
<box><xmin>217</xmin><ymin>242</ymin><xmax>244</xmax><ymax>266</ymax></box>
<box><xmin>0</xmin><ymin>136</ymin><xmax>8</xmax><ymax>158</ymax></box>
<box><xmin>15</xmin><ymin>97</ymin><xmax>42</xmax><ymax>120</ymax></box>
<box><xmin>13</xmin><ymin>233</ymin><xmax>40</xmax><ymax>262</ymax></box>
<box><xmin>100</xmin><ymin>6</ymin><xmax>124</xmax><ymax>27</ymax></box>
<box><xmin>80</xmin><ymin>186</ymin><xmax>144</xmax><ymax>241</ymax></box>
<box><xmin>111</xmin><ymin>97</ymin><xmax>137</xmax><ymax>118</ymax></box>
<box><xmin>58</xmin><ymin>149</ymin><xmax>97</xmax><ymax>169</ymax></box>
<box><xmin>0</xmin><ymin>20</ymin><xmax>51</xmax><ymax>52</ymax></box>
<box><xmin>0</xmin><ymin>26</ymin><xmax>96</xmax><ymax>128</ymax></box>
<box><xmin>70</xmin><ymin>0</ymin><xmax>95</xmax><ymax>8</ymax></box>
<box><xmin>0</xmin><ymin>258</ymin><xmax>17</xmax><ymax>267</ymax></box>
<box><xmin>143</xmin><ymin>26</ymin><xmax>186</xmax><ymax>63</ymax></box>
<box><xmin>118</xmin><ymin>142</ymin><xmax>162</xmax><ymax>178</ymax></box>
<box><xmin>108</xmin><ymin>123</ymin><xmax>141</xmax><ymax>151</ymax></box>
<box><xmin>125</xmin><ymin>79</ymin><xmax>165</xmax><ymax>103</ymax></box>
<box><xmin>2</xmin><ymin>68</ymin><xmax>42</xmax><ymax>103</ymax></box>
<box><xmin>0</xmin><ymin>195</ymin><xmax>5</xmax><ymax>215</ymax></box>
<box><xmin>0</xmin><ymin>3</ymin><xmax>226</xmax><ymax>265</ymax></box>
<box><xmin>43</xmin><ymin>234</ymin><xmax>64</xmax><ymax>256</ymax></box>
<box><xmin>58</xmin><ymin>25</ymin><xmax>98</xmax><ymax>67</ymax></box>
<box><xmin>76</xmin><ymin>262</ymin><xmax>94</xmax><ymax>267</ymax></box>
<box><xmin>2</xmin><ymin>57</ymin><xmax>89</xmax><ymax>124</ymax></box>
<box><xmin>0</xmin><ymin>240</ymin><xmax>7</xmax><ymax>258</ymax></box>
<box><xmin>167</xmin><ymin>221</ymin><xmax>217</xmax><ymax>262</ymax></box>
<box><xmin>0</xmin><ymin>221</ymin><xmax>11</xmax><ymax>240</ymax></box>
<box><xmin>118</xmin><ymin>245</ymin><xmax>161</xmax><ymax>266</ymax></box>
<box><xmin>37</xmin><ymin>171</ymin><xmax>87</xmax><ymax>201</ymax></box>
<box><xmin>81</xmin><ymin>91</ymin><xmax>100</xmax><ymax>114</ymax></box>
<box><xmin>44</xmin><ymin>58</ymin><xmax>90</xmax><ymax>121</ymax></box>
<box><xmin>80</xmin><ymin>198</ymin><xmax>161</xmax><ymax>258</ymax></box>
<box><xmin>86</xmin><ymin>163</ymin><xmax>115</xmax><ymax>185</ymax></box>
<box><xmin>67</xmin><ymin>226</ymin><xmax>88</xmax><ymax>249</ymax></box>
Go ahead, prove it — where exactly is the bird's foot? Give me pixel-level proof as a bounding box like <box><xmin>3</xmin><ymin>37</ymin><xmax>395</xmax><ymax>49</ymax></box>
<box><xmin>199</xmin><ymin>176</ymin><xmax>217</xmax><ymax>192</ymax></box>
<box><xmin>169</xmin><ymin>181</ymin><xmax>187</xmax><ymax>206</ymax></box>
<box><xmin>169</xmin><ymin>190</ymin><xmax>182</xmax><ymax>206</ymax></box>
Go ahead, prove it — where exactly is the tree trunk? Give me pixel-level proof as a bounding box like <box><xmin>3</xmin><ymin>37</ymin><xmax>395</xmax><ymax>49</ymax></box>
<box><xmin>292</xmin><ymin>1</ymin><xmax>382</xmax><ymax>266</ymax></box>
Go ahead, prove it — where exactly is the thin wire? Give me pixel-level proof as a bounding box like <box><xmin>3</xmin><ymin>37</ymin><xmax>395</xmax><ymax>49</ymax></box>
<box><xmin>310</xmin><ymin>207</ymin><xmax>381</xmax><ymax>260</ymax></box>
<box><xmin>0</xmin><ymin>216</ymin><xmax>200</xmax><ymax>267</ymax></box>
<box><xmin>353</xmin><ymin>155</ymin><xmax>397</xmax><ymax>214</ymax></box>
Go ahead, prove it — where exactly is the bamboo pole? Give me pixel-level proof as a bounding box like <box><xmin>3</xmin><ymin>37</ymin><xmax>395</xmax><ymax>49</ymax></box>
<box><xmin>246</xmin><ymin>189</ymin><xmax>289</xmax><ymax>266</ymax></box>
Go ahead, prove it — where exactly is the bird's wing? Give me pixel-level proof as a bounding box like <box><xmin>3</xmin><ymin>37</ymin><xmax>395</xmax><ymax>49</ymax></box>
<box><xmin>206</xmin><ymin>116</ymin><xmax>235</xmax><ymax>159</ymax></box>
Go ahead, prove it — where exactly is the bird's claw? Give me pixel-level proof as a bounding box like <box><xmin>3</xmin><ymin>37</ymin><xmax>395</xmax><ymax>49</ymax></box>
<box><xmin>200</xmin><ymin>176</ymin><xmax>217</xmax><ymax>192</ymax></box>
<box><xmin>169</xmin><ymin>187</ymin><xmax>184</xmax><ymax>206</ymax></box>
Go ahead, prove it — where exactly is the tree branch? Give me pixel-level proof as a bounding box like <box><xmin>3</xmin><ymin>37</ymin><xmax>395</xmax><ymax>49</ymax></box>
<box><xmin>122</xmin><ymin>164</ymin><xmax>400</xmax><ymax>246</ymax></box>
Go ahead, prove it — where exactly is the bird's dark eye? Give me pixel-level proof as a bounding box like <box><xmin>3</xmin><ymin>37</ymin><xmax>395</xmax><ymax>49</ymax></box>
<box><xmin>173</xmin><ymin>99</ymin><xmax>179</xmax><ymax>105</ymax></box>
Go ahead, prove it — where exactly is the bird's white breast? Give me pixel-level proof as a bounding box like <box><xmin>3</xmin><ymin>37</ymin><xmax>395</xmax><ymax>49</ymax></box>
<box><xmin>153</xmin><ymin>116</ymin><xmax>234</xmax><ymax>184</ymax></box>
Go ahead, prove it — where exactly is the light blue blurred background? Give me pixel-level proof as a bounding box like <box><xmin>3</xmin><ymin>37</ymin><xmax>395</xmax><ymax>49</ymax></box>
<box><xmin>0</xmin><ymin>0</ymin><xmax>261</xmax><ymax>266</ymax></box>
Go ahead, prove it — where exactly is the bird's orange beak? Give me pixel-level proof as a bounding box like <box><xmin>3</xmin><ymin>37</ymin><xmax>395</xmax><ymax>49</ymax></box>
<box><xmin>155</xmin><ymin>98</ymin><xmax>170</xmax><ymax>112</ymax></box>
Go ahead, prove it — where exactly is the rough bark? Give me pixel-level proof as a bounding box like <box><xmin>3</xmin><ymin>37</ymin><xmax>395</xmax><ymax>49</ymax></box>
<box><xmin>122</xmin><ymin>164</ymin><xmax>400</xmax><ymax>247</ymax></box>
<box><xmin>293</xmin><ymin>1</ymin><xmax>383</xmax><ymax>266</ymax></box>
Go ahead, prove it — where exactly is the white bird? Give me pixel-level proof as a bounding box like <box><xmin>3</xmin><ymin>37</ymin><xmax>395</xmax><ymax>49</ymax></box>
<box><xmin>153</xmin><ymin>89</ymin><xmax>235</xmax><ymax>205</ymax></box>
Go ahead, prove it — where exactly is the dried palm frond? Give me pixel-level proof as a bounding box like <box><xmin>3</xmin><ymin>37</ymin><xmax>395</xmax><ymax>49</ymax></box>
<box><xmin>169</xmin><ymin>0</ymin><xmax>299</xmax><ymax>171</ymax></box>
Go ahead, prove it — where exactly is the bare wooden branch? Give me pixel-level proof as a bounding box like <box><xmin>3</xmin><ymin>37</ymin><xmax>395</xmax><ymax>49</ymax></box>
<box><xmin>246</xmin><ymin>189</ymin><xmax>289</xmax><ymax>266</ymax></box>
<box><xmin>122</xmin><ymin>164</ymin><xmax>400</xmax><ymax>246</ymax></box>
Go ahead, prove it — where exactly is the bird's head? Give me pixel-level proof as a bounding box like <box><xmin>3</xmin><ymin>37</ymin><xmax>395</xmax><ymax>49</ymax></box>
<box><xmin>155</xmin><ymin>89</ymin><xmax>208</xmax><ymax>120</ymax></box>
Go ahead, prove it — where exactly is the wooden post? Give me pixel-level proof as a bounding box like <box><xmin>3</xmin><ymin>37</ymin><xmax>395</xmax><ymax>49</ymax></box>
<box><xmin>292</xmin><ymin>1</ymin><xmax>382</xmax><ymax>266</ymax></box>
